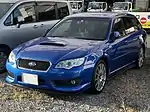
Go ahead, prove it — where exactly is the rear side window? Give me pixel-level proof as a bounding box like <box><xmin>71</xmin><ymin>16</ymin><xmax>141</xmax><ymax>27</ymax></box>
<box><xmin>122</xmin><ymin>16</ymin><xmax>141</xmax><ymax>34</ymax></box>
<box><xmin>36</xmin><ymin>2</ymin><xmax>57</xmax><ymax>21</ymax></box>
<box><xmin>36</xmin><ymin>2</ymin><xmax>69</xmax><ymax>22</ymax></box>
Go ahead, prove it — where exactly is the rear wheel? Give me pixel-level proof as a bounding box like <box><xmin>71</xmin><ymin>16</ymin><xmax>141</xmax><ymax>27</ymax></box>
<box><xmin>88</xmin><ymin>60</ymin><xmax>107</xmax><ymax>94</ymax></box>
<box><xmin>0</xmin><ymin>50</ymin><xmax>9</xmax><ymax>73</ymax></box>
<box><xmin>136</xmin><ymin>47</ymin><xmax>145</xmax><ymax>68</ymax></box>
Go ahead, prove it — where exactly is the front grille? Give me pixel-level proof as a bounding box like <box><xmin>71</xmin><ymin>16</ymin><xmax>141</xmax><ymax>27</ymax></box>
<box><xmin>18</xmin><ymin>59</ymin><xmax>50</xmax><ymax>71</ymax></box>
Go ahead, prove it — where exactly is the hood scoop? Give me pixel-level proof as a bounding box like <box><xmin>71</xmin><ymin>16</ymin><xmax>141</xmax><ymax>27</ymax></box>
<box><xmin>39</xmin><ymin>41</ymin><xmax>67</xmax><ymax>47</ymax></box>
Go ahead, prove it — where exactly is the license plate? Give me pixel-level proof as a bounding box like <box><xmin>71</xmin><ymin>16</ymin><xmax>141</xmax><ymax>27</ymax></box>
<box><xmin>22</xmin><ymin>73</ymin><xmax>38</xmax><ymax>85</ymax></box>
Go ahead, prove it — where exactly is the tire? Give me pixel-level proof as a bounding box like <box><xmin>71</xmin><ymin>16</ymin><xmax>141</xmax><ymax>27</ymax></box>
<box><xmin>88</xmin><ymin>60</ymin><xmax>107</xmax><ymax>94</ymax></box>
<box><xmin>136</xmin><ymin>47</ymin><xmax>145</xmax><ymax>68</ymax></box>
<box><xmin>0</xmin><ymin>50</ymin><xmax>9</xmax><ymax>73</ymax></box>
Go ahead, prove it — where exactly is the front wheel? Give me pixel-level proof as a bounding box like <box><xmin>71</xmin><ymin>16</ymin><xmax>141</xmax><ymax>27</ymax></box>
<box><xmin>88</xmin><ymin>60</ymin><xmax>107</xmax><ymax>94</ymax></box>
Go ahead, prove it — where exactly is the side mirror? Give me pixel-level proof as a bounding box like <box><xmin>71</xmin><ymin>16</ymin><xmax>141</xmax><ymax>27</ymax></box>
<box><xmin>16</xmin><ymin>16</ymin><xmax>24</xmax><ymax>28</ymax></box>
<box><xmin>110</xmin><ymin>31</ymin><xmax>120</xmax><ymax>42</ymax></box>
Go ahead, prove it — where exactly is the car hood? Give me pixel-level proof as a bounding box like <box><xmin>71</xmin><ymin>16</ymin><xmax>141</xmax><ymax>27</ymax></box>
<box><xmin>17</xmin><ymin>37</ymin><xmax>104</xmax><ymax>64</ymax></box>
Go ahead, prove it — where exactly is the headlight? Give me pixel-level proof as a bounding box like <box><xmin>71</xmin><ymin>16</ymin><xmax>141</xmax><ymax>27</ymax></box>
<box><xmin>55</xmin><ymin>58</ymin><xmax>85</xmax><ymax>69</ymax></box>
<box><xmin>8</xmin><ymin>52</ymin><xmax>16</xmax><ymax>63</ymax></box>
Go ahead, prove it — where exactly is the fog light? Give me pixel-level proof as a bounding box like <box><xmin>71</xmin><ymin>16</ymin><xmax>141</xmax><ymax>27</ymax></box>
<box><xmin>71</xmin><ymin>80</ymin><xmax>76</xmax><ymax>85</ymax></box>
<box><xmin>53</xmin><ymin>79</ymin><xmax>81</xmax><ymax>87</ymax></box>
<box><xmin>8</xmin><ymin>72</ymin><xmax>14</xmax><ymax>79</ymax></box>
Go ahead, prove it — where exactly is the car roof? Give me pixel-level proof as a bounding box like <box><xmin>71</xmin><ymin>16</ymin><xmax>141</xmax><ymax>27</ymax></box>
<box><xmin>0</xmin><ymin>0</ymin><xmax>19</xmax><ymax>3</ymax></box>
<box><xmin>66</xmin><ymin>12</ymin><xmax>134</xmax><ymax>19</ymax></box>
<box><xmin>0</xmin><ymin>0</ymin><xmax>68</xmax><ymax>3</ymax></box>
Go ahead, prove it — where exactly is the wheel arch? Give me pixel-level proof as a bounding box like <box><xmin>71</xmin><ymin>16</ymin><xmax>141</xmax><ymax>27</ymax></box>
<box><xmin>141</xmin><ymin>43</ymin><xmax>146</xmax><ymax>55</ymax></box>
<box><xmin>95</xmin><ymin>55</ymin><xmax>109</xmax><ymax>74</ymax></box>
<box><xmin>0</xmin><ymin>44</ymin><xmax>11</xmax><ymax>54</ymax></box>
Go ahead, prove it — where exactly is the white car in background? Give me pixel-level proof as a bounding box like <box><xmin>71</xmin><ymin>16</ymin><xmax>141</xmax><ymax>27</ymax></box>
<box><xmin>69</xmin><ymin>1</ymin><xmax>84</xmax><ymax>13</ymax></box>
<box><xmin>112</xmin><ymin>2</ymin><xmax>132</xmax><ymax>12</ymax></box>
<box><xmin>87</xmin><ymin>2</ymin><xmax>107</xmax><ymax>12</ymax></box>
<box><xmin>0</xmin><ymin>0</ymin><xmax>73</xmax><ymax>73</ymax></box>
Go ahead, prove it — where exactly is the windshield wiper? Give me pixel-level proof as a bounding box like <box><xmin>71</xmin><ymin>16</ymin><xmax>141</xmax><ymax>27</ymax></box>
<box><xmin>75</xmin><ymin>37</ymin><xmax>102</xmax><ymax>41</ymax></box>
<box><xmin>48</xmin><ymin>36</ymin><xmax>103</xmax><ymax>41</ymax></box>
<box><xmin>50</xmin><ymin>36</ymin><xmax>77</xmax><ymax>39</ymax></box>
<box><xmin>49</xmin><ymin>36</ymin><xmax>67</xmax><ymax>38</ymax></box>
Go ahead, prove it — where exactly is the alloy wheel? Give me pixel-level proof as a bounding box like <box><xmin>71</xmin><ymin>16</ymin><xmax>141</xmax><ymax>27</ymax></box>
<box><xmin>138</xmin><ymin>48</ymin><xmax>144</xmax><ymax>68</ymax></box>
<box><xmin>94</xmin><ymin>62</ymin><xmax>107</xmax><ymax>92</ymax></box>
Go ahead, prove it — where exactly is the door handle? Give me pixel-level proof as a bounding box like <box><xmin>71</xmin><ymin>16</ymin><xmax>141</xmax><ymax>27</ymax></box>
<box><xmin>33</xmin><ymin>25</ymin><xmax>38</xmax><ymax>28</ymax></box>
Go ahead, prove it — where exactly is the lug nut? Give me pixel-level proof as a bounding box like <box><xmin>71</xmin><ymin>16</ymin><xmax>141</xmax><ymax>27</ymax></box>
<box><xmin>71</xmin><ymin>80</ymin><xmax>76</xmax><ymax>85</ymax></box>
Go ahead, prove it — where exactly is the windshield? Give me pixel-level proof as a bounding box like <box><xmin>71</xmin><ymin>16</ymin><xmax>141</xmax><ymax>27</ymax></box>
<box><xmin>88</xmin><ymin>2</ymin><xmax>103</xmax><ymax>9</ymax></box>
<box><xmin>0</xmin><ymin>3</ymin><xmax>14</xmax><ymax>19</ymax></box>
<box><xmin>46</xmin><ymin>17</ymin><xmax>110</xmax><ymax>40</ymax></box>
<box><xmin>113</xmin><ymin>3</ymin><xmax>128</xmax><ymax>10</ymax></box>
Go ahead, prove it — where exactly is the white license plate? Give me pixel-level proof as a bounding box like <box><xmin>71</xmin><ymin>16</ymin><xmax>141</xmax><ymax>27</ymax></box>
<box><xmin>22</xmin><ymin>73</ymin><xmax>38</xmax><ymax>85</ymax></box>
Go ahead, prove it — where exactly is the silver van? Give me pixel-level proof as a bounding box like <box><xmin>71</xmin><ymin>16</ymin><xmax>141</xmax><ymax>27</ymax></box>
<box><xmin>0</xmin><ymin>0</ymin><xmax>72</xmax><ymax>72</ymax></box>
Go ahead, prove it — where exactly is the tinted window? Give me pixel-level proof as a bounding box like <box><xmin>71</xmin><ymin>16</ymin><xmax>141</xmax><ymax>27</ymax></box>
<box><xmin>36</xmin><ymin>2</ymin><xmax>57</xmax><ymax>21</ymax></box>
<box><xmin>36</xmin><ymin>2</ymin><xmax>69</xmax><ymax>21</ymax></box>
<box><xmin>113</xmin><ymin>18</ymin><xmax>126</xmax><ymax>37</ymax></box>
<box><xmin>70</xmin><ymin>2</ymin><xmax>78</xmax><ymax>9</ymax></box>
<box><xmin>103</xmin><ymin>3</ymin><xmax>106</xmax><ymax>10</ymax></box>
<box><xmin>47</xmin><ymin>17</ymin><xmax>110</xmax><ymax>40</ymax></box>
<box><xmin>0</xmin><ymin>3</ymin><xmax>14</xmax><ymax>19</ymax></box>
<box><xmin>13</xmin><ymin>3</ymin><xmax>36</xmax><ymax>25</ymax></box>
<box><xmin>78</xmin><ymin>2</ymin><xmax>83</xmax><ymax>9</ymax></box>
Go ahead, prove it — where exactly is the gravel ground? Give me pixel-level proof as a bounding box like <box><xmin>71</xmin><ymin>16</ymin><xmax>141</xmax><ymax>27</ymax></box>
<box><xmin>0</xmin><ymin>50</ymin><xmax>150</xmax><ymax>112</ymax></box>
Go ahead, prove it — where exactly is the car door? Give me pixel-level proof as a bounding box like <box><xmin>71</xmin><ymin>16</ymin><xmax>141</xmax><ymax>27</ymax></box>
<box><xmin>34</xmin><ymin>2</ymin><xmax>70</xmax><ymax>36</ymax></box>
<box><xmin>1</xmin><ymin>2</ymin><xmax>40</xmax><ymax>49</ymax></box>
<box><xmin>109</xmin><ymin>17</ymin><xmax>131</xmax><ymax>72</ymax></box>
<box><xmin>122</xmin><ymin>16</ymin><xmax>142</xmax><ymax>62</ymax></box>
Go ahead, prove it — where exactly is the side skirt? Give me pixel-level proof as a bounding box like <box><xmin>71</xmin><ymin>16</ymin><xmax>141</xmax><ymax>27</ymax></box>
<box><xmin>108</xmin><ymin>60</ymin><xmax>136</xmax><ymax>78</ymax></box>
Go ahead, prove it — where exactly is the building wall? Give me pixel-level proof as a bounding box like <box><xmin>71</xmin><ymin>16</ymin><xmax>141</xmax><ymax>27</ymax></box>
<box><xmin>135</xmin><ymin>0</ymin><xmax>149</xmax><ymax>9</ymax></box>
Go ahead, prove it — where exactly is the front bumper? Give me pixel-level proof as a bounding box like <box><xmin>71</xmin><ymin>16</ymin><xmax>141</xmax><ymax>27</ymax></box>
<box><xmin>6</xmin><ymin>62</ymin><xmax>95</xmax><ymax>92</ymax></box>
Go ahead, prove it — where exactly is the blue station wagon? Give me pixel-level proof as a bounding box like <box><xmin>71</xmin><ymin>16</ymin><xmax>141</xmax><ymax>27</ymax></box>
<box><xmin>6</xmin><ymin>13</ymin><xmax>147</xmax><ymax>94</ymax></box>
